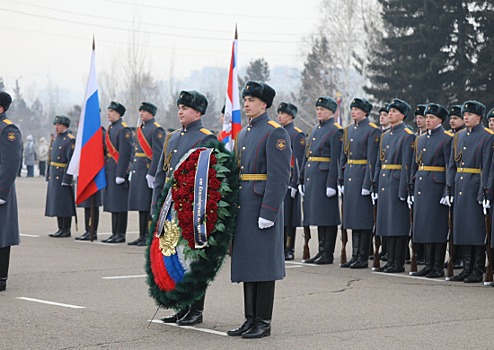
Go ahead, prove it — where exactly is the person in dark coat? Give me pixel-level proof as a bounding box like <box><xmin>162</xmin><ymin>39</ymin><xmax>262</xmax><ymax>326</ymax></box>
<box><xmin>45</xmin><ymin>115</ymin><xmax>76</xmax><ymax>238</ymax></box>
<box><xmin>409</xmin><ymin>103</ymin><xmax>452</xmax><ymax>278</ymax></box>
<box><xmin>376</xmin><ymin>103</ymin><xmax>390</xmax><ymax>261</ymax></box>
<box><xmin>339</xmin><ymin>98</ymin><xmax>380</xmax><ymax>269</ymax></box>
<box><xmin>0</xmin><ymin>92</ymin><xmax>22</xmax><ymax>292</ymax></box>
<box><xmin>127</xmin><ymin>102</ymin><xmax>165</xmax><ymax>246</ymax></box>
<box><xmin>447</xmin><ymin>100</ymin><xmax>494</xmax><ymax>283</ymax></box>
<box><xmin>228</xmin><ymin>81</ymin><xmax>291</xmax><ymax>339</ymax></box>
<box><xmin>277</xmin><ymin>102</ymin><xmax>305</xmax><ymax>261</ymax></box>
<box><xmin>102</xmin><ymin>101</ymin><xmax>133</xmax><ymax>244</ymax></box>
<box><xmin>153</xmin><ymin>90</ymin><xmax>216</xmax><ymax>326</ymax></box>
<box><xmin>299</xmin><ymin>96</ymin><xmax>343</xmax><ymax>265</ymax></box>
<box><xmin>372</xmin><ymin>98</ymin><xmax>416</xmax><ymax>273</ymax></box>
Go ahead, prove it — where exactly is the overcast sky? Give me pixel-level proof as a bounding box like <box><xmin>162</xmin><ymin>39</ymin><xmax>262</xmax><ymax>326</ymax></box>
<box><xmin>2</xmin><ymin>0</ymin><xmax>321</xmax><ymax>100</ymax></box>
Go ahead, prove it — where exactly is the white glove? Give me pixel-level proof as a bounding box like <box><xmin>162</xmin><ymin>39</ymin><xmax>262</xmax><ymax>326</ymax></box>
<box><xmin>483</xmin><ymin>199</ymin><xmax>491</xmax><ymax>216</ymax></box>
<box><xmin>371</xmin><ymin>192</ymin><xmax>378</xmax><ymax>205</ymax></box>
<box><xmin>146</xmin><ymin>174</ymin><xmax>155</xmax><ymax>189</ymax></box>
<box><xmin>258</xmin><ymin>217</ymin><xmax>275</xmax><ymax>229</ymax></box>
<box><xmin>116</xmin><ymin>177</ymin><xmax>125</xmax><ymax>185</ymax></box>
<box><xmin>0</xmin><ymin>199</ymin><xmax>5</xmax><ymax>205</ymax></box>
<box><xmin>407</xmin><ymin>195</ymin><xmax>414</xmax><ymax>209</ymax></box>
<box><xmin>326</xmin><ymin>187</ymin><xmax>336</xmax><ymax>198</ymax></box>
<box><xmin>298</xmin><ymin>184</ymin><xmax>305</xmax><ymax>197</ymax></box>
<box><xmin>399</xmin><ymin>197</ymin><xmax>406</xmax><ymax>202</ymax></box>
<box><xmin>439</xmin><ymin>197</ymin><xmax>448</xmax><ymax>206</ymax></box>
<box><xmin>361</xmin><ymin>188</ymin><xmax>371</xmax><ymax>196</ymax></box>
<box><xmin>445</xmin><ymin>196</ymin><xmax>453</xmax><ymax>207</ymax></box>
<box><xmin>338</xmin><ymin>185</ymin><xmax>344</xmax><ymax>195</ymax></box>
<box><xmin>61</xmin><ymin>182</ymin><xmax>72</xmax><ymax>186</ymax></box>
<box><xmin>289</xmin><ymin>186</ymin><xmax>297</xmax><ymax>198</ymax></box>
<box><xmin>128</xmin><ymin>172</ymin><xmax>132</xmax><ymax>182</ymax></box>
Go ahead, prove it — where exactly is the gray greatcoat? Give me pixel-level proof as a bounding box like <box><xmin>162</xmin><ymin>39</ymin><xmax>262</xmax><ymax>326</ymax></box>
<box><xmin>231</xmin><ymin>113</ymin><xmax>291</xmax><ymax>283</ymax></box>
<box><xmin>152</xmin><ymin>119</ymin><xmax>216</xmax><ymax>214</ymax></box>
<box><xmin>45</xmin><ymin>130</ymin><xmax>76</xmax><ymax>217</ymax></box>
<box><xmin>447</xmin><ymin>124</ymin><xmax>494</xmax><ymax>245</ymax></box>
<box><xmin>373</xmin><ymin>122</ymin><xmax>416</xmax><ymax>237</ymax></box>
<box><xmin>128</xmin><ymin>118</ymin><xmax>165</xmax><ymax>211</ymax></box>
<box><xmin>103</xmin><ymin>118</ymin><xmax>133</xmax><ymax>213</ymax></box>
<box><xmin>300</xmin><ymin>118</ymin><xmax>342</xmax><ymax>226</ymax></box>
<box><xmin>283</xmin><ymin>122</ymin><xmax>306</xmax><ymax>227</ymax></box>
<box><xmin>0</xmin><ymin>112</ymin><xmax>22</xmax><ymax>248</ymax></box>
<box><xmin>410</xmin><ymin>126</ymin><xmax>452</xmax><ymax>243</ymax></box>
<box><xmin>340</xmin><ymin>118</ymin><xmax>381</xmax><ymax>230</ymax></box>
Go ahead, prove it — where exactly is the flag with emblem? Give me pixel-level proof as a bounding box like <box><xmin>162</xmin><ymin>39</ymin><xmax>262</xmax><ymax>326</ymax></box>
<box><xmin>67</xmin><ymin>38</ymin><xmax>106</xmax><ymax>204</ymax></box>
<box><xmin>223</xmin><ymin>25</ymin><xmax>241</xmax><ymax>151</ymax></box>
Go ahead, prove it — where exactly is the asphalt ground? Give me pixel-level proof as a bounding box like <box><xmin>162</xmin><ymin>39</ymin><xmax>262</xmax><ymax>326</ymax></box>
<box><xmin>2</xmin><ymin>176</ymin><xmax>494</xmax><ymax>350</ymax></box>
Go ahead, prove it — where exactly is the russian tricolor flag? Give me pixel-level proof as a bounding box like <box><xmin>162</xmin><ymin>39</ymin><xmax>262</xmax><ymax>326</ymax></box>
<box><xmin>67</xmin><ymin>38</ymin><xmax>106</xmax><ymax>204</ymax></box>
<box><xmin>223</xmin><ymin>26</ymin><xmax>241</xmax><ymax>151</ymax></box>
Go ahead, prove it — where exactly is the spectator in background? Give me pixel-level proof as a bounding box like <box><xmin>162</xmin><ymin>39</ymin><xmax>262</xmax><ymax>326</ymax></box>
<box><xmin>24</xmin><ymin>134</ymin><xmax>36</xmax><ymax>177</ymax></box>
<box><xmin>37</xmin><ymin>136</ymin><xmax>49</xmax><ymax>177</ymax></box>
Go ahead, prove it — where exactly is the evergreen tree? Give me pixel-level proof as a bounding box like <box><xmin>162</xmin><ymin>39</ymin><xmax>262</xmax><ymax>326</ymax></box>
<box><xmin>239</xmin><ymin>58</ymin><xmax>270</xmax><ymax>88</ymax></box>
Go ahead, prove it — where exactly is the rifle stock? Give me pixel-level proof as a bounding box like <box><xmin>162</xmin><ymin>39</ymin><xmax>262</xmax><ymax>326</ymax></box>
<box><xmin>484</xmin><ymin>209</ymin><xmax>493</xmax><ymax>285</ymax></box>
<box><xmin>302</xmin><ymin>226</ymin><xmax>311</xmax><ymax>260</ymax></box>
<box><xmin>340</xmin><ymin>196</ymin><xmax>348</xmax><ymax>265</ymax></box>
<box><xmin>446</xmin><ymin>205</ymin><xmax>454</xmax><ymax>279</ymax></box>
<box><xmin>372</xmin><ymin>205</ymin><xmax>381</xmax><ymax>270</ymax></box>
<box><xmin>409</xmin><ymin>205</ymin><xmax>417</xmax><ymax>274</ymax></box>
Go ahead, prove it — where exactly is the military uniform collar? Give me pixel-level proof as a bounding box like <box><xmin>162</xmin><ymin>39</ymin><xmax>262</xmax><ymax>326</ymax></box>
<box><xmin>0</xmin><ymin>112</ymin><xmax>6</xmax><ymax>120</ymax></box>
<box><xmin>428</xmin><ymin>125</ymin><xmax>444</xmax><ymax>135</ymax></box>
<box><xmin>390</xmin><ymin>122</ymin><xmax>405</xmax><ymax>132</ymax></box>
<box><xmin>249</xmin><ymin>112</ymin><xmax>269</xmax><ymax>126</ymax></box>
<box><xmin>111</xmin><ymin>118</ymin><xmax>123</xmax><ymax>126</ymax></box>
<box><xmin>58</xmin><ymin>129</ymin><xmax>69</xmax><ymax>137</ymax></box>
<box><xmin>319</xmin><ymin>117</ymin><xmax>334</xmax><ymax>127</ymax></box>
<box><xmin>468</xmin><ymin>123</ymin><xmax>483</xmax><ymax>133</ymax></box>
<box><xmin>354</xmin><ymin>118</ymin><xmax>369</xmax><ymax>127</ymax></box>
<box><xmin>283</xmin><ymin>122</ymin><xmax>294</xmax><ymax>130</ymax></box>
<box><xmin>143</xmin><ymin>118</ymin><xmax>155</xmax><ymax>126</ymax></box>
<box><xmin>382</xmin><ymin>126</ymin><xmax>391</xmax><ymax>132</ymax></box>
<box><xmin>453</xmin><ymin>124</ymin><xmax>465</xmax><ymax>133</ymax></box>
<box><xmin>182</xmin><ymin>119</ymin><xmax>202</xmax><ymax>132</ymax></box>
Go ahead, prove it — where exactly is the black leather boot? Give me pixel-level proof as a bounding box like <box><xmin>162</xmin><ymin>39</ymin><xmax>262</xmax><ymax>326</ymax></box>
<box><xmin>412</xmin><ymin>243</ymin><xmax>434</xmax><ymax>276</ymax></box>
<box><xmin>103</xmin><ymin>213</ymin><xmax>119</xmax><ymax>243</ymax></box>
<box><xmin>450</xmin><ymin>245</ymin><xmax>473</xmax><ymax>281</ymax></box>
<box><xmin>161</xmin><ymin>308</ymin><xmax>188</xmax><ymax>323</ymax></box>
<box><xmin>107</xmin><ymin>212</ymin><xmax>127</xmax><ymax>243</ymax></box>
<box><xmin>129</xmin><ymin>211</ymin><xmax>148</xmax><ymax>246</ymax></box>
<box><xmin>177</xmin><ymin>296</ymin><xmax>205</xmax><ymax>326</ymax></box>
<box><xmin>53</xmin><ymin>217</ymin><xmax>71</xmax><ymax>237</ymax></box>
<box><xmin>49</xmin><ymin>217</ymin><xmax>64</xmax><ymax>237</ymax></box>
<box><xmin>303</xmin><ymin>228</ymin><xmax>325</xmax><ymax>263</ymax></box>
<box><xmin>284</xmin><ymin>226</ymin><xmax>296</xmax><ymax>260</ymax></box>
<box><xmin>416</xmin><ymin>243</ymin><xmax>425</xmax><ymax>265</ymax></box>
<box><xmin>314</xmin><ymin>226</ymin><xmax>336</xmax><ymax>264</ymax></box>
<box><xmin>0</xmin><ymin>246</ymin><xmax>10</xmax><ymax>292</ymax></box>
<box><xmin>241</xmin><ymin>281</ymin><xmax>274</xmax><ymax>339</ymax></box>
<box><xmin>464</xmin><ymin>245</ymin><xmax>485</xmax><ymax>283</ymax></box>
<box><xmin>228</xmin><ymin>282</ymin><xmax>256</xmax><ymax>336</ymax></box>
<box><xmin>384</xmin><ymin>236</ymin><xmax>406</xmax><ymax>273</ymax></box>
<box><xmin>350</xmin><ymin>230</ymin><xmax>370</xmax><ymax>269</ymax></box>
<box><xmin>341</xmin><ymin>230</ymin><xmax>359</xmax><ymax>268</ymax></box>
<box><xmin>426</xmin><ymin>243</ymin><xmax>446</xmax><ymax>278</ymax></box>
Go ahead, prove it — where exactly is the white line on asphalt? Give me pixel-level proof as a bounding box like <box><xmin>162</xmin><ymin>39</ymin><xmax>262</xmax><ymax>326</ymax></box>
<box><xmin>149</xmin><ymin>319</ymin><xmax>227</xmax><ymax>336</ymax></box>
<box><xmin>20</xmin><ymin>234</ymin><xmax>40</xmax><ymax>237</ymax></box>
<box><xmin>102</xmin><ymin>275</ymin><xmax>147</xmax><ymax>279</ymax></box>
<box><xmin>92</xmin><ymin>231</ymin><xmax>139</xmax><ymax>236</ymax></box>
<box><xmin>285</xmin><ymin>261</ymin><xmax>318</xmax><ymax>266</ymax></box>
<box><xmin>286</xmin><ymin>265</ymin><xmax>302</xmax><ymax>269</ymax></box>
<box><xmin>16</xmin><ymin>297</ymin><xmax>86</xmax><ymax>309</ymax></box>
<box><xmin>372</xmin><ymin>271</ymin><xmax>447</xmax><ymax>282</ymax></box>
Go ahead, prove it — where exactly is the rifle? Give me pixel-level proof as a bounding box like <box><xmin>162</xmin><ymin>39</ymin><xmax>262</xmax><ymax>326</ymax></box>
<box><xmin>372</xmin><ymin>204</ymin><xmax>381</xmax><ymax>270</ymax></box>
<box><xmin>302</xmin><ymin>225</ymin><xmax>311</xmax><ymax>260</ymax></box>
<box><xmin>409</xmin><ymin>187</ymin><xmax>417</xmax><ymax>274</ymax></box>
<box><xmin>340</xmin><ymin>194</ymin><xmax>348</xmax><ymax>265</ymax></box>
<box><xmin>446</xmin><ymin>200</ymin><xmax>454</xmax><ymax>279</ymax></box>
<box><xmin>484</xmin><ymin>191</ymin><xmax>493</xmax><ymax>285</ymax></box>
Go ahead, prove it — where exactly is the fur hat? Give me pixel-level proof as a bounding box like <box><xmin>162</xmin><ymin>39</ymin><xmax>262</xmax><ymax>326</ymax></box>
<box><xmin>176</xmin><ymin>90</ymin><xmax>208</xmax><ymax>115</ymax></box>
<box><xmin>315</xmin><ymin>96</ymin><xmax>337</xmax><ymax>113</ymax></box>
<box><xmin>388</xmin><ymin>98</ymin><xmax>411</xmax><ymax>118</ymax></box>
<box><xmin>108</xmin><ymin>101</ymin><xmax>126</xmax><ymax>116</ymax></box>
<box><xmin>277</xmin><ymin>102</ymin><xmax>298</xmax><ymax>118</ymax></box>
<box><xmin>241</xmin><ymin>81</ymin><xmax>276</xmax><ymax>108</ymax></box>
<box><xmin>0</xmin><ymin>91</ymin><xmax>12</xmax><ymax>112</ymax></box>
<box><xmin>378</xmin><ymin>103</ymin><xmax>389</xmax><ymax>114</ymax></box>
<box><xmin>139</xmin><ymin>102</ymin><xmax>157</xmax><ymax>116</ymax></box>
<box><xmin>424</xmin><ymin>103</ymin><xmax>448</xmax><ymax>121</ymax></box>
<box><xmin>461</xmin><ymin>100</ymin><xmax>486</xmax><ymax>118</ymax></box>
<box><xmin>350</xmin><ymin>98</ymin><xmax>373</xmax><ymax>115</ymax></box>
<box><xmin>448</xmin><ymin>105</ymin><xmax>462</xmax><ymax>118</ymax></box>
<box><xmin>53</xmin><ymin>115</ymin><xmax>71</xmax><ymax>127</ymax></box>
<box><xmin>414</xmin><ymin>104</ymin><xmax>427</xmax><ymax>117</ymax></box>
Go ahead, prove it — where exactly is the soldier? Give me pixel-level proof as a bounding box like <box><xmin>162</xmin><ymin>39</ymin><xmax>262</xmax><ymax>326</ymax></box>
<box><xmin>0</xmin><ymin>92</ymin><xmax>22</xmax><ymax>292</ymax></box>
<box><xmin>127</xmin><ymin>102</ymin><xmax>164</xmax><ymax>246</ymax></box>
<box><xmin>277</xmin><ymin>102</ymin><xmax>305</xmax><ymax>261</ymax></box>
<box><xmin>487</xmin><ymin>108</ymin><xmax>494</xmax><ymax>132</ymax></box>
<box><xmin>299</xmin><ymin>96</ymin><xmax>343</xmax><ymax>265</ymax></box>
<box><xmin>339</xmin><ymin>98</ymin><xmax>380</xmax><ymax>269</ymax></box>
<box><xmin>102</xmin><ymin>101</ymin><xmax>133</xmax><ymax>244</ymax></box>
<box><xmin>409</xmin><ymin>104</ymin><xmax>452</xmax><ymax>278</ymax></box>
<box><xmin>376</xmin><ymin>103</ymin><xmax>390</xmax><ymax>261</ymax></box>
<box><xmin>154</xmin><ymin>90</ymin><xmax>216</xmax><ymax>326</ymax></box>
<box><xmin>447</xmin><ymin>101</ymin><xmax>493</xmax><ymax>283</ymax></box>
<box><xmin>228</xmin><ymin>81</ymin><xmax>291</xmax><ymax>339</ymax></box>
<box><xmin>414</xmin><ymin>104</ymin><xmax>428</xmax><ymax>135</ymax></box>
<box><xmin>45</xmin><ymin>115</ymin><xmax>76</xmax><ymax>238</ymax></box>
<box><xmin>372</xmin><ymin>98</ymin><xmax>416</xmax><ymax>273</ymax></box>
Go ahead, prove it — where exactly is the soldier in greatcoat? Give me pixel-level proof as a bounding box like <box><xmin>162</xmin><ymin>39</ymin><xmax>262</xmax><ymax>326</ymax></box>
<box><xmin>339</xmin><ymin>98</ymin><xmax>380</xmax><ymax>269</ymax></box>
<box><xmin>102</xmin><ymin>101</ymin><xmax>133</xmax><ymax>244</ymax></box>
<box><xmin>372</xmin><ymin>99</ymin><xmax>416</xmax><ymax>273</ymax></box>
<box><xmin>0</xmin><ymin>92</ymin><xmax>22</xmax><ymax>292</ymax></box>
<box><xmin>409</xmin><ymin>104</ymin><xmax>452</xmax><ymax>278</ymax></box>
<box><xmin>127</xmin><ymin>102</ymin><xmax>164</xmax><ymax>246</ymax></box>
<box><xmin>277</xmin><ymin>102</ymin><xmax>305</xmax><ymax>261</ymax></box>
<box><xmin>447</xmin><ymin>101</ymin><xmax>493</xmax><ymax>283</ymax></box>
<box><xmin>376</xmin><ymin>103</ymin><xmax>390</xmax><ymax>261</ymax></box>
<box><xmin>228</xmin><ymin>81</ymin><xmax>291</xmax><ymax>339</ymax></box>
<box><xmin>154</xmin><ymin>91</ymin><xmax>216</xmax><ymax>326</ymax></box>
<box><xmin>45</xmin><ymin>115</ymin><xmax>76</xmax><ymax>238</ymax></box>
<box><xmin>299</xmin><ymin>96</ymin><xmax>342</xmax><ymax>265</ymax></box>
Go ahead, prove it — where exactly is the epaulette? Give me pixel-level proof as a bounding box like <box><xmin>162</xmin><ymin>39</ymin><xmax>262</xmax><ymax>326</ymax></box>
<box><xmin>404</xmin><ymin>128</ymin><xmax>414</xmax><ymax>135</ymax></box>
<box><xmin>484</xmin><ymin>127</ymin><xmax>494</xmax><ymax>135</ymax></box>
<box><xmin>267</xmin><ymin>120</ymin><xmax>281</xmax><ymax>128</ymax></box>
<box><xmin>2</xmin><ymin>119</ymin><xmax>12</xmax><ymax>125</ymax></box>
<box><xmin>67</xmin><ymin>133</ymin><xmax>75</xmax><ymax>139</ymax></box>
<box><xmin>334</xmin><ymin>122</ymin><xmax>343</xmax><ymax>129</ymax></box>
<box><xmin>369</xmin><ymin>122</ymin><xmax>378</xmax><ymax>129</ymax></box>
<box><xmin>121</xmin><ymin>122</ymin><xmax>128</xmax><ymax>127</ymax></box>
<box><xmin>154</xmin><ymin>122</ymin><xmax>161</xmax><ymax>128</ymax></box>
<box><xmin>444</xmin><ymin>130</ymin><xmax>453</xmax><ymax>137</ymax></box>
<box><xmin>200</xmin><ymin>128</ymin><xmax>213</xmax><ymax>135</ymax></box>
<box><xmin>294</xmin><ymin>126</ymin><xmax>303</xmax><ymax>133</ymax></box>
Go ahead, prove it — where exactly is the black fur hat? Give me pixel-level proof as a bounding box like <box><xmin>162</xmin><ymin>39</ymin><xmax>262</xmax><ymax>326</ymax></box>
<box><xmin>315</xmin><ymin>96</ymin><xmax>337</xmax><ymax>112</ymax></box>
<box><xmin>241</xmin><ymin>81</ymin><xmax>276</xmax><ymax>108</ymax></box>
<box><xmin>448</xmin><ymin>105</ymin><xmax>462</xmax><ymax>118</ymax></box>
<box><xmin>378</xmin><ymin>103</ymin><xmax>389</xmax><ymax>114</ymax></box>
<box><xmin>108</xmin><ymin>101</ymin><xmax>126</xmax><ymax>116</ymax></box>
<box><xmin>277</xmin><ymin>102</ymin><xmax>298</xmax><ymax>118</ymax></box>
<box><xmin>0</xmin><ymin>91</ymin><xmax>12</xmax><ymax>112</ymax></box>
<box><xmin>424</xmin><ymin>103</ymin><xmax>448</xmax><ymax>121</ymax></box>
<box><xmin>139</xmin><ymin>102</ymin><xmax>157</xmax><ymax>116</ymax></box>
<box><xmin>414</xmin><ymin>104</ymin><xmax>427</xmax><ymax>117</ymax></box>
<box><xmin>487</xmin><ymin>108</ymin><xmax>494</xmax><ymax>120</ymax></box>
<box><xmin>461</xmin><ymin>100</ymin><xmax>486</xmax><ymax>118</ymax></box>
<box><xmin>176</xmin><ymin>90</ymin><xmax>208</xmax><ymax>115</ymax></box>
<box><xmin>388</xmin><ymin>98</ymin><xmax>411</xmax><ymax>118</ymax></box>
<box><xmin>350</xmin><ymin>98</ymin><xmax>373</xmax><ymax>115</ymax></box>
<box><xmin>53</xmin><ymin>115</ymin><xmax>71</xmax><ymax>127</ymax></box>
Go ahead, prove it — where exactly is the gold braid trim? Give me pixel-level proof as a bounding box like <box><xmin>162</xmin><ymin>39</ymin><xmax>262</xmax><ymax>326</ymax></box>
<box><xmin>162</xmin><ymin>132</ymin><xmax>174</xmax><ymax>172</ymax></box>
<box><xmin>343</xmin><ymin>126</ymin><xmax>350</xmax><ymax>156</ymax></box>
<box><xmin>453</xmin><ymin>132</ymin><xmax>462</xmax><ymax>162</ymax></box>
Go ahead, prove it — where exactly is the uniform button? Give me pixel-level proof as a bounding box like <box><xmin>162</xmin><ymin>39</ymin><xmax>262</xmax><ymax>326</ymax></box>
<box><xmin>386</xmin><ymin>145</ymin><xmax>389</xmax><ymax>148</ymax></box>
<box><xmin>134</xmin><ymin>159</ymin><xmax>137</xmax><ymax>162</ymax></box>
<box><xmin>309</xmin><ymin>151</ymin><xmax>313</xmax><ymax>154</ymax></box>
<box><xmin>423</xmin><ymin>148</ymin><xmax>426</xmax><ymax>152</ymax></box>
<box><xmin>307</xmin><ymin>178</ymin><xmax>310</xmax><ymax>181</ymax></box>
<box><xmin>463</xmin><ymin>146</ymin><xmax>467</xmax><ymax>150</ymax></box>
<box><xmin>390</xmin><ymin>132</ymin><xmax>393</xmax><ymax>135</ymax></box>
<box><xmin>349</xmin><ymin>165</ymin><xmax>352</xmax><ymax>168</ymax></box>
<box><xmin>460</xmin><ymin>176</ymin><xmax>463</xmax><ymax>180</ymax></box>
<box><xmin>237</xmin><ymin>205</ymin><xmax>241</xmax><ymax>209</ymax></box>
<box><xmin>382</xmin><ymin>173</ymin><xmax>385</xmax><ymax>177</ymax></box>
<box><xmin>418</xmin><ymin>191</ymin><xmax>421</xmax><ymax>195</ymax></box>
<box><xmin>427</xmin><ymin>135</ymin><xmax>430</xmax><ymax>139</ymax></box>
<box><xmin>49</xmin><ymin>176</ymin><xmax>51</xmax><ymax>180</ymax></box>
<box><xmin>247</xmin><ymin>128</ymin><xmax>251</xmax><ymax>131</ymax></box>
<box><xmin>242</xmin><ymin>146</ymin><xmax>246</xmax><ymax>150</ymax></box>
<box><xmin>173</xmin><ymin>149</ymin><xmax>177</xmax><ymax>153</ymax></box>
<box><xmin>350</xmin><ymin>138</ymin><xmax>353</xmax><ymax>141</ymax></box>
<box><xmin>170</xmin><ymin>167</ymin><xmax>173</xmax><ymax>171</ymax></box>
<box><xmin>384</xmin><ymin>160</ymin><xmax>388</xmax><ymax>163</ymax></box>
<box><xmin>461</xmin><ymin>162</ymin><xmax>465</xmax><ymax>166</ymax></box>
<box><xmin>459</xmin><ymin>192</ymin><xmax>463</xmax><ymax>195</ymax></box>
<box><xmin>56</xmin><ymin>176</ymin><xmax>59</xmax><ymax>179</ymax></box>
<box><xmin>63</xmin><ymin>137</ymin><xmax>66</xmax><ymax>140</ymax></box>
<box><xmin>419</xmin><ymin>177</ymin><xmax>422</xmax><ymax>180</ymax></box>
<box><xmin>312</xmin><ymin>138</ymin><xmax>316</xmax><ymax>141</ymax></box>
<box><xmin>240</xmin><ymin>166</ymin><xmax>244</xmax><ymax>169</ymax></box>
<box><xmin>467</xmin><ymin>133</ymin><xmax>470</xmax><ymax>136</ymax></box>
<box><xmin>318</xmin><ymin>126</ymin><xmax>321</xmax><ymax>129</ymax></box>
<box><xmin>133</xmin><ymin>170</ymin><xmax>136</xmax><ymax>173</ymax></box>
<box><xmin>308</xmin><ymin>164</ymin><xmax>311</xmax><ymax>167</ymax></box>
<box><xmin>239</xmin><ymin>186</ymin><xmax>242</xmax><ymax>189</ymax></box>
<box><xmin>181</xmin><ymin>132</ymin><xmax>185</xmax><ymax>136</ymax></box>
<box><xmin>57</xmin><ymin>156</ymin><xmax>60</xmax><ymax>159</ymax></box>
<box><xmin>381</xmin><ymin>187</ymin><xmax>385</xmax><ymax>191</ymax></box>
<box><xmin>59</xmin><ymin>146</ymin><xmax>62</xmax><ymax>149</ymax></box>
<box><xmin>349</xmin><ymin>178</ymin><xmax>352</xmax><ymax>181</ymax></box>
